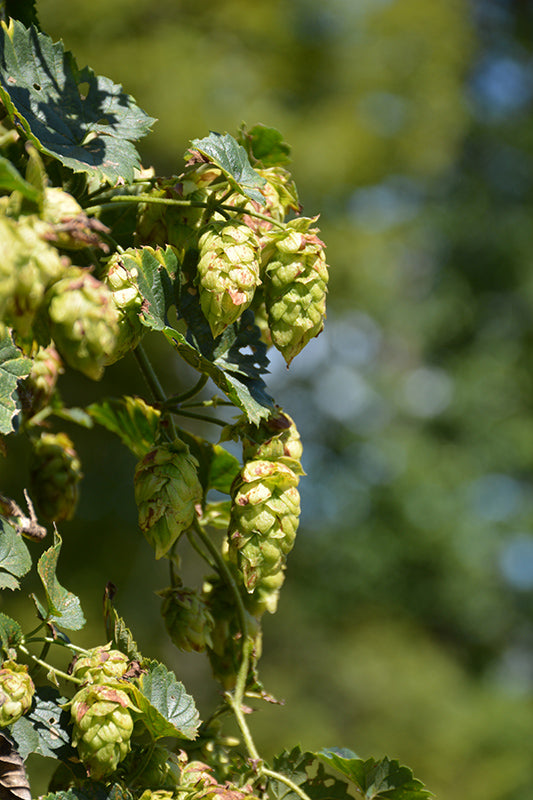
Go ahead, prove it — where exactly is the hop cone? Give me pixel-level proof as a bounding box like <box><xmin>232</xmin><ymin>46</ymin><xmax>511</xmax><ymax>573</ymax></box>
<box><xmin>263</xmin><ymin>217</ymin><xmax>328</xmax><ymax>364</ymax></box>
<box><xmin>244</xmin><ymin>570</ymin><xmax>285</xmax><ymax>617</ymax></box>
<box><xmin>30</xmin><ymin>431</ymin><xmax>82</xmax><ymax>521</ymax></box>
<box><xmin>134</xmin><ymin>440</ymin><xmax>202</xmax><ymax>559</ymax></box>
<box><xmin>70</xmin><ymin>683</ymin><xmax>136</xmax><ymax>779</ymax></box>
<box><xmin>40</xmin><ymin>187</ymin><xmax>109</xmax><ymax>250</ymax></box>
<box><xmin>160</xmin><ymin>587</ymin><xmax>214</xmax><ymax>653</ymax></box>
<box><xmin>228</xmin><ymin>460</ymin><xmax>300</xmax><ymax>592</ymax></box>
<box><xmin>21</xmin><ymin>344</ymin><xmax>63</xmax><ymax>418</ymax></box>
<box><xmin>0</xmin><ymin>661</ymin><xmax>34</xmax><ymax>728</ymax></box>
<box><xmin>256</xmin><ymin>167</ymin><xmax>300</xmax><ymax>223</ymax></box>
<box><xmin>227</xmin><ymin>410</ymin><xmax>304</xmax><ymax>471</ymax></box>
<box><xmin>0</xmin><ymin>214</ymin><xmax>65</xmax><ymax>339</ymax></box>
<box><xmin>46</xmin><ymin>269</ymin><xmax>119</xmax><ymax>380</ymax></box>
<box><xmin>102</xmin><ymin>248</ymin><xmax>147</xmax><ymax>364</ymax></box>
<box><xmin>71</xmin><ymin>646</ymin><xmax>129</xmax><ymax>685</ymax></box>
<box><xmin>197</xmin><ymin>221</ymin><xmax>260</xmax><ymax>337</ymax></box>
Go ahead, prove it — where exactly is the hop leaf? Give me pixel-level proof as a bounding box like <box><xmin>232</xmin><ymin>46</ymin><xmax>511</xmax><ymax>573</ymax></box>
<box><xmin>0</xmin><ymin>661</ymin><xmax>34</xmax><ymax>728</ymax></box>
<box><xmin>134</xmin><ymin>440</ymin><xmax>203</xmax><ymax>559</ymax></box>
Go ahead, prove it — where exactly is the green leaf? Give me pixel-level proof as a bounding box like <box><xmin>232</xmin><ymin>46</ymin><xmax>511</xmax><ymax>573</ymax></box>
<box><xmin>0</xmin><ymin>612</ymin><xmax>22</xmax><ymax>657</ymax></box>
<box><xmin>0</xmin><ymin>22</ymin><xmax>156</xmax><ymax>183</ymax></box>
<box><xmin>103</xmin><ymin>587</ymin><xmax>142</xmax><ymax>662</ymax></box>
<box><xmin>0</xmin><ymin>0</ymin><xmax>39</xmax><ymax>27</ymax></box>
<box><xmin>88</xmin><ymin>396</ymin><xmax>160</xmax><ymax>459</ymax></box>
<box><xmin>0</xmin><ymin>517</ymin><xmax>31</xmax><ymax>590</ymax></box>
<box><xmin>238</xmin><ymin>124</ymin><xmax>292</xmax><ymax>167</ymax></box>
<box><xmin>190</xmin><ymin>132</ymin><xmax>267</xmax><ymax>204</ymax></box>
<box><xmin>11</xmin><ymin>686</ymin><xmax>75</xmax><ymax>762</ymax></box>
<box><xmin>179</xmin><ymin>431</ymin><xmax>240</xmax><ymax>495</ymax></box>
<box><xmin>42</xmin><ymin>785</ymin><xmax>133</xmax><ymax>800</ymax></box>
<box><xmin>37</xmin><ymin>532</ymin><xmax>85</xmax><ymax>630</ymax></box>
<box><xmin>318</xmin><ymin>749</ymin><xmax>433</xmax><ymax>800</ymax></box>
<box><xmin>269</xmin><ymin>748</ymin><xmax>352</xmax><ymax>800</ymax></box>
<box><xmin>131</xmin><ymin>245</ymin><xmax>178</xmax><ymax>330</ymax></box>
<box><xmin>0</xmin><ymin>155</ymin><xmax>40</xmax><ymax>201</ymax></box>
<box><xmin>0</xmin><ymin>332</ymin><xmax>31</xmax><ymax>435</ymax></box>
<box><xmin>132</xmin><ymin>660</ymin><xmax>199</xmax><ymax>741</ymax></box>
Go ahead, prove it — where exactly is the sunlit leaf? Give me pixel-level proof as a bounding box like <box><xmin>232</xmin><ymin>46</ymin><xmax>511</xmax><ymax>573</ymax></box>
<box><xmin>319</xmin><ymin>749</ymin><xmax>433</xmax><ymax>800</ymax></box>
<box><xmin>37</xmin><ymin>532</ymin><xmax>85</xmax><ymax>630</ymax></box>
<box><xmin>88</xmin><ymin>396</ymin><xmax>160</xmax><ymax>459</ymax></box>
<box><xmin>131</xmin><ymin>660</ymin><xmax>199</xmax><ymax>740</ymax></box>
<box><xmin>0</xmin><ymin>518</ymin><xmax>31</xmax><ymax>590</ymax></box>
<box><xmin>0</xmin><ymin>613</ymin><xmax>22</xmax><ymax>658</ymax></box>
<box><xmin>0</xmin><ymin>332</ymin><xmax>31</xmax><ymax>435</ymax></box>
<box><xmin>190</xmin><ymin>132</ymin><xmax>267</xmax><ymax>203</ymax></box>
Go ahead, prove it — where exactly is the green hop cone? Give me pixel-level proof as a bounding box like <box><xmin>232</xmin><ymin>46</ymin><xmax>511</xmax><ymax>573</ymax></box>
<box><xmin>40</xmin><ymin>187</ymin><xmax>109</xmax><ymax>251</ymax></box>
<box><xmin>20</xmin><ymin>344</ymin><xmax>63</xmax><ymax>418</ymax></box>
<box><xmin>0</xmin><ymin>214</ymin><xmax>65</xmax><ymax>339</ymax></box>
<box><xmin>46</xmin><ymin>268</ymin><xmax>119</xmax><ymax>380</ymax></box>
<box><xmin>228</xmin><ymin>459</ymin><xmax>300</xmax><ymax>592</ymax></box>
<box><xmin>197</xmin><ymin>220</ymin><xmax>261</xmax><ymax>337</ymax></box>
<box><xmin>225</xmin><ymin>409</ymin><xmax>304</xmax><ymax>472</ymax></box>
<box><xmin>256</xmin><ymin>166</ymin><xmax>300</xmax><ymax>223</ymax></box>
<box><xmin>70</xmin><ymin>683</ymin><xmax>137</xmax><ymax>779</ymax></box>
<box><xmin>263</xmin><ymin>217</ymin><xmax>328</xmax><ymax>364</ymax></box>
<box><xmin>134</xmin><ymin>440</ymin><xmax>202</xmax><ymax>559</ymax></box>
<box><xmin>71</xmin><ymin>645</ymin><xmax>129</xmax><ymax>685</ymax></box>
<box><xmin>30</xmin><ymin>431</ymin><xmax>83</xmax><ymax>521</ymax></box>
<box><xmin>0</xmin><ymin>661</ymin><xmax>34</xmax><ymax>728</ymax></box>
<box><xmin>244</xmin><ymin>570</ymin><xmax>285</xmax><ymax>617</ymax></box>
<box><xmin>160</xmin><ymin>586</ymin><xmax>215</xmax><ymax>653</ymax></box>
<box><xmin>102</xmin><ymin>248</ymin><xmax>147</xmax><ymax>364</ymax></box>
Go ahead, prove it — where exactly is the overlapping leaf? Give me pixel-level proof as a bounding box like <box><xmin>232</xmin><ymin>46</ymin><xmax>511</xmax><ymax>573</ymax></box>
<box><xmin>103</xmin><ymin>586</ymin><xmax>142</xmax><ymax>662</ymax></box>
<box><xmin>0</xmin><ymin>332</ymin><xmax>31</xmax><ymax>435</ymax></box>
<box><xmin>37</xmin><ymin>532</ymin><xmax>85</xmax><ymax>630</ymax></box>
<box><xmin>0</xmin><ymin>22</ymin><xmax>155</xmax><ymax>183</ymax></box>
<box><xmin>88</xmin><ymin>396</ymin><xmax>160</xmax><ymax>459</ymax></box>
<box><xmin>269</xmin><ymin>748</ymin><xmax>351</xmax><ymax>800</ymax></box>
<box><xmin>0</xmin><ymin>155</ymin><xmax>40</xmax><ymax>201</ymax></box>
<box><xmin>190</xmin><ymin>132</ymin><xmax>267</xmax><ymax>203</ymax></box>
<box><xmin>0</xmin><ymin>518</ymin><xmax>31</xmax><ymax>590</ymax></box>
<box><xmin>238</xmin><ymin>124</ymin><xmax>292</xmax><ymax>167</ymax></box>
<box><xmin>10</xmin><ymin>687</ymin><xmax>75</xmax><ymax>761</ymax></box>
<box><xmin>0</xmin><ymin>612</ymin><xmax>22</xmax><ymax>657</ymax></box>
<box><xmin>131</xmin><ymin>660</ymin><xmax>199</xmax><ymax>741</ymax></box>
<box><xmin>319</xmin><ymin>749</ymin><xmax>433</xmax><ymax>800</ymax></box>
<box><xmin>179</xmin><ymin>431</ymin><xmax>240</xmax><ymax>494</ymax></box>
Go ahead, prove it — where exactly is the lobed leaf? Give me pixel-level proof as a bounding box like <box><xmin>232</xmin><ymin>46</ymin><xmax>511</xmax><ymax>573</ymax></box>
<box><xmin>0</xmin><ymin>612</ymin><xmax>22</xmax><ymax>658</ymax></box>
<box><xmin>319</xmin><ymin>749</ymin><xmax>433</xmax><ymax>800</ymax></box>
<box><xmin>0</xmin><ymin>22</ymin><xmax>155</xmax><ymax>183</ymax></box>
<box><xmin>103</xmin><ymin>586</ymin><xmax>143</xmax><ymax>662</ymax></box>
<box><xmin>131</xmin><ymin>660</ymin><xmax>200</xmax><ymax>741</ymax></box>
<box><xmin>88</xmin><ymin>396</ymin><xmax>160</xmax><ymax>459</ymax></box>
<box><xmin>269</xmin><ymin>747</ymin><xmax>351</xmax><ymax>800</ymax></box>
<box><xmin>0</xmin><ymin>517</ymin><xmax>31</xmax><ymax>590</ymax></box>
<box><xmin>0</xmin><ymin>332</ymin><xmax>31</xmax><ymax>436</ymax></box>
<box><xmin>37</xmin><ymin>532</ymin><xmax>85</xmax><ymax>630</ymax></box>
<box><xmin>238</xmin><ymin>124</ymin><xmax>292</xmax><ymax>167</ymax></box>
<box><xmin>190</xmin><ymin>131</ymin><xmax>267</xmax><ymax>203</ymax></box>
<box><xmin>10</xmin><ymin>686</ymin><xmax>74</xmax><ymax>762</ymax></box>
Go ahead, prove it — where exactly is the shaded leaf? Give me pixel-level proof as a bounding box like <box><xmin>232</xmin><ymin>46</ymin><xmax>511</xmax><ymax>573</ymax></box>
<box><xmin>132</xmin><ymin>660</ymin><xmax>199</xmax><ymax>740</ymax></box>
<box><xmin>238</xmin><ymin>124</ymin><xmax>292</xmax><ymax>167</ymax></box>
<box><xmin>269</xmin><ymin>747</ymin><xmax>351</xmax><ymax>800</ymax></box>
<box><xmin>0</xmin><ymin>613</ymin><xmax>22</xmax><ymax>658</ymax></box>
<box><xmin>10</xmin><ymin>687</ymin><xmax>74</xmax><ymax>762</ymax></box>
<box><xmin>0</xmin><ymin>518</ymin><xmax>31</xmax><ymax>590</ymax></box>
<box><xmin>190</xmin><ymin>132</ymin><xmax>267</xmax><ymax>203</ymax></box>
<box><xmin>37</xmin><ymin>532</ymin><xmax>85</xmax><ymax>630</ymax></box>
<box><xmin>0</xmin><ymin>732</ymin><xmax>30</xmax><ymax>800</ymax></box>
<box><xmin>319</xmin><ymin>749</ymin><xmax>433</xmax><ymax>800</ymax></box>
<box><xmin>0</xmin><ymin>1</ymin><xmax>38</xmax><ymax>28</ymax></box>
<box><xmin>179</xmin><ymin>431</ymin><xmax>240</xmax><ymax>495</ymax></box>
<box><xmin>0</xmin><ymin>22</ymin><xmax>155</xmax><ymax>183</ymax></box>
<box><xmin>0</xmin><ymin>155</ymin><xmax>40</xmax><ymax>201</ymax></box>
<box><xmin>88</xmin><ymin>396</ymin><xmax>160</xmax><ymax>459</ymax></box>
<box><xmin>103</xmin><ymin>586</ymin><xmax>142</xmax><ymax>662</ymax></box>
<box><xmin>0</xmin><ymin>333</ymin><xmax>31</xmax><ymax>435</ymax></box>
<box><xmin>43</xmin><ymin>784</ymin><xmax>133</xmax><ymax>800</ymax></box>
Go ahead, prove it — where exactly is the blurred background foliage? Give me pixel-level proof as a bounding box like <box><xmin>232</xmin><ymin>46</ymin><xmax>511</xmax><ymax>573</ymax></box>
<box><xmin>3</xmin><ymin>0</ymin><xmax>533</xmax><ymax>797</ymax></box>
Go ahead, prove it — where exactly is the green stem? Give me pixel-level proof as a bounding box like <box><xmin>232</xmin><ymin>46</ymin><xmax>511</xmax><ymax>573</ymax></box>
<box><xmin>134</xmin><ymin>345</ymin><xmax>178</xmax><ymax>440</ymax></box>
<box><xmin>185</xmin><ymin>529</ymin><xmax>216</xmax><ymax>570</ymax></box>
<box><xmin>170</xmin><ymin>374</ymin><xmax>209</xmax><ymax>404</ymax></box>
<box><xmin>18</xmin><ymin>645</ymin><xmax>84</xmax><ymax>685</ymax></box>
<box><xmin>219</xmin><ymin>203</ymin><xmax>286</xmax><ymax>230</ymax></box>
<box><xmin>261</xmin><ymin>769</ymin><xmax>314</xmax><ymax>800</ymax></box>
<box><xmin>225</xmin><ymin>689</ymin><xmax>260</xmax><ymax>763</ymax></box>
<box><xmin>170</xmin><ymin>408</ymin><xmax>228</xmax><ymax>427</ymax></box>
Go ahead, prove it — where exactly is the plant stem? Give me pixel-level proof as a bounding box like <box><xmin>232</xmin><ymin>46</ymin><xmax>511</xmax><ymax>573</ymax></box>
<box><xmin>134</xmin><ymin>345</ymin><xmax>178</xmax><ymax>439</ymax></box>
<box><xmin>170</xmin><ymin>374</ymin><xmax>209</xmax><ymax>404</ymax></box>
<box><xmin>169</xmin><ymin>408</ymin><xmax>228</xmax><ymax>427</ymax></box>
<box><xmin>225</xmin><ymin>689</ymin><xmax>260</xmax><ymax>763</ymax></box>
<box><xmin>261</xmin><ymin>769</ymin><xmax>314</xmax><ymax>800</ymax></box>
<box><xmin>185</xmin><ymin>529</ymin><xmax>216</xmax><ymax>570</ymax></box>
<box><xmin>18</xmin><ymin>645</ymin><xmax>84</xmax><ymax>684</ymax></box>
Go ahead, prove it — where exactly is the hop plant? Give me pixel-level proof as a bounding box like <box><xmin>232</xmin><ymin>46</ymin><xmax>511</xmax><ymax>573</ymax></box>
<box><xmin>70</xmin><ymin>683</ymin><xmax>137</xmax><ymax>779</ymax></box>
<box><xmin>135</xmin><ymin>178</ymin><xmax>208</xmax><ymax>256</ymax></box>
<box><xmin>102</xmin><ymin>248</ymin><xmax>147</xmax><ymax>364</ymax></box>
<box><xmin>226</xmin><ymin>409</ymin><xmax>304</xmax><ymax>469</ymax></box>
<box><xmin>228</xmin><ymin>460</ymin><xmax>301</xmax><ymax>592</ymax></box>
<box><xmin>0</xmin><ymin>661</ymin><xmax>34</xmax><ymax>728</ymax></box>
<box><xmin>71</xmin><ymin>646</ymin><xmax>130</xmax><ymax>685</ymax></box>
<box><xmin>197</xmin><ymin>220</ymin><xmax>261</xmax><ymax>337</ymax></box>
<box><xmin>244</xmin><ymin>570</ymin><xmax>285</xmax><ymax>617</ymax></box>
<box><xmin>160</xmin><ymin>586</ymin><xmax>215</xmax><ymax>653</ymax></box>
<box><xmin>46</xmin><ymin>268</ymin><xmax>119</xmax><ymax>380</ymax></box>
<box><xmin>263</xmin><ymin>217</ymin><xmax>328</xmax><ymax>364</ymax></box>
<box><xmin>40</xmin><ymin>187</ymin><xmax>109</xmax><ymax>251</ymax></box>
<box><xmin>20</xmin><ymin>344</ymin><xmax>63</xmax><ymax>418</ymax></box>
<box><xmin>134</xmin><ymin>440</ymin><xmax>203</xmax><ymax>559</ymax></box>
<box><xmin>0</xmin><ymin>213</ymin><xmax>65</xmax><ymax>339</ymax></box>
<box><xmin>29</xmin><ymin>431</ymin><xmax>83</xmax><ymax>521</ymax></box>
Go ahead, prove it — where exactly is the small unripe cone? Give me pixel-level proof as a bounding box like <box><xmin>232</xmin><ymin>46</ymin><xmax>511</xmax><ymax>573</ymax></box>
<box><xmin>134</xmin><ymin>440</ymin><xmax>202</xmax><ymax>559</ymax></box>
<box><xmin>102</xmin><ymin>248</ymin><xmax>147</xmax><ymax>364</ymax></box>
<box><xmin>0</xmin><ymin>214</ymin><xmax>65</xmax><ymax>338</ymax></box>
<box><xmin>46</xmin><ymin>269</ymin><xmax>119</xmax><ymax>380</ymax></box>
<box><xmin>263</xmin><ymin>217</ymin><xmax>328</xmax><ymax>364</ymax></box>
<box><xmin>29</xmin><ymin>431</ymin><xmax>82</xmax><ymax>522</ymax></box>
<box><xmin>197</xmin><ymin>220</ymin><xmax>261</xmax><ymax>337</ymax></box>
<box><xmin>160</xmin><ymin>587</ymin><xmax>215</xmax><ymax>653</ymax></box>
<box><xmin>70</xmin><ymin>683</ymin><xmax>136</xmax><ymax>779</ymax></box>
<box><xmin>71</xmin><ymin>646</ymin><xmax>129</xmax><ymax>685</ymax></box>
<box><xmin>225</xmin><ymin>410</ymin><xmax>304</xmax><ymax>471</ymax></box>
<box><xmin>21</xmin><ymin>344</ymin><xmax>63</xmax><ymax>418</ymax></box>
<box><xmin>0</xmin><ymin>661</ymin><xmax>34</xmax><ymax>727</ymax></box>
<box><xmin>256</xmin><ymin>167</ymin><xmax>300</xmax><ymax>222</ymax></box>
<box><xmin>39</xmin><ymin>187</ymin><xmax>109</xmax><ymax>251</ymax></box>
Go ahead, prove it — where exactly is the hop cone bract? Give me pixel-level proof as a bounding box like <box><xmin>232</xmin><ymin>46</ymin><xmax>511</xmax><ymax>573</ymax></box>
<box><xmin>71</xmin><ymin>646</ymin><xmax>129</xmax><ymax>685</ymax></box>
<box><xmin>263</xmin><ymin>217</ymin><xmax>328</xmax><ymax>364</ymax></box>
<box><xmin>160</xmin><ymin>587</ymin><xmax>214</xmax><ymax>653</ymax></box>
<box><xmin>70</xmin><ymin>683</ymin><xmax>136</xmax><ymax>779</ymax></box>
<box><xmin>103</xmin><ymin>248</ymin><xmax>147</xmax><ymax>364</ymax></box>
<box><xmin>29</xmin><ymin>431</ymin><xmax>82</xmax><ymax>521</ymax></box>
<box><xmin>46</xmin><ymin>269</ymin><xmax>119</xmax><ymax>380</ymax></box>
<box><xmin>0</xmin><ymin>661</ymin><xmax>34</xmax><ymax>728</ymax></box>
<box><xmin>20</xmin><ymin>344</ymin><xmax>63</xmax><ymax>418</ymax></box>
<box><xmin>197</xmin><ymin>220</ymin><xmax>260</xmax><ymax>337</ymax></box>
<box><xmin>134</xmin><ymin>440</ymin><xmax>202</xmax><ymax>559</ymax></box>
